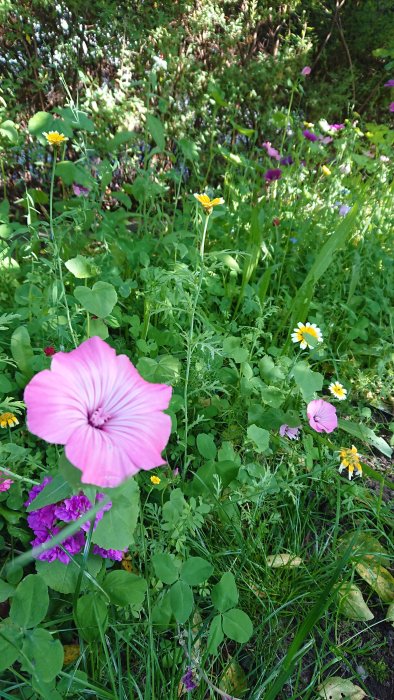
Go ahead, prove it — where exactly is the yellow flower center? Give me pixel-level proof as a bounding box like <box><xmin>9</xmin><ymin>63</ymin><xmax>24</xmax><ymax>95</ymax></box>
<box><xmin>0</xmin><ymin>412</ymin><xmax>19</xmax><ymax>429</ymax></box>
<box><xmin>296</xmin><ymin>325</ymin><xmax>319</xmax><ymax>342</ymax></box>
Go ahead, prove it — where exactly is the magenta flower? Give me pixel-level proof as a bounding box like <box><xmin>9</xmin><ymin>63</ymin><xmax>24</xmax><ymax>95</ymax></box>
<box><xmin>279</xmin><ymin>424</ymin><xmax>301</xmax><ymax>440</ymax></box>
<box><xmin>302</xmin><ymin>129</ymin><xmax>318</xmax><ymax>142</ymax></box>
<box><xmin>301</xmin><ymin>66</ymin><xmax>311</xmax><ymax>76</ymax></box>
<box><xmin>262</xmin><ymin>141</ymin><xmax>281</xmax><ymax>160</ymax></box>
<box><xmin>93</xmin><ymin>545</ymin><xmax>125</xmax><ymax>560</ymax></box>
<box><xmin>24</xmin><ymin>336</ymin><xmax>172</xmax><ymax>488</ymax></box>
<box><xmin>181</xmin><ymin>667</ymin><xmax>199</xmax><ymax>691</ymax></box>
<box><xmin>280</xmin><ymin>155</ymin><xmax>293</xmax><ymax>166</ymax></box>
<box><xmin>72</xmin><ymin>183</ymin><xmax>90</xmax><ymax>197</ymax></box>
<box><xmin>264</xmin><ymin>168</ymin><xmax>282</xmax><ymax>182</ymax></box>
<box><xmin>390</xmin><ymin>102</ymin><xmax>394</xmax><ymax>113</ymax></box>
<box><xmin>307</xmin><ymin>399</ymin><xmax>337</xmax><ymax>433</ymax></box>
<box><xmin>0</xmin><ymin>472</ymin><xmax>13</xmax><ymax>492</ymax></box>
<box><xmin>384</xmin><ymin>80</ymin><xmax>394</xmax><ymax>87</ymax></box>
<box><xmin>329</xmin><ymin>123</ymin><xmax>345</xmax><ymax>131</ymax></box>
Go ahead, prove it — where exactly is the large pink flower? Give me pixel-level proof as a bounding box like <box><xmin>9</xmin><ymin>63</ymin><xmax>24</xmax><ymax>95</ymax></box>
<box><xmin>24</xmin><ymin>337</ymin><xmax>172</xmax><ymax>487</ymax></box>
<box><xmin>307</xmin><ymin>399</ymin><xmax>337</xmax><ymax>433</ymax></box>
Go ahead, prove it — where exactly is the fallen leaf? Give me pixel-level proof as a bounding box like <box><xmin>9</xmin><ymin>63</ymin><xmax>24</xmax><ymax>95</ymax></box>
<box><xmin>356</xmin><ymin>561</ymin><xmax>394</xmax><ymax>604</ymax></box>
<box><xmin>338</xmin><ymin>583</ymin><xmax>374</xmax><ymax>621</ymax></box>
<box><xmin>317</xmin><ymin>676</ymin><xmax>367</xmax><ymax>700</ymax></box>
<box><xmin>387</xmin><ymin>603</ymin><xmax>394</xmax><ymax>628</ymax></box>
<box><xmin>63</xmin><ymin>644</ymin><xmax>80</xmax><ymax>665</ymax></box>
<box><xmin>220</xmin><ymin>659</ymin><xmax>248</xmax><ymax>697</ymax></box>
<box><xmin>266</xmin><ymin>553</ymin><xmax>303</xmax><ymax>568</ymax></box>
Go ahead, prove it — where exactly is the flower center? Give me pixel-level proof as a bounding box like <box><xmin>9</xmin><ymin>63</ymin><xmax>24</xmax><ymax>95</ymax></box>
<box><xmin>300</xmin><ymin>326</ymin><xmax>318</xmax><ymax>339</ymax></box>
<box><xmin>89</xmin><ymin>407</ymin><xmax>111</xmax><ymax>428</ymax></box>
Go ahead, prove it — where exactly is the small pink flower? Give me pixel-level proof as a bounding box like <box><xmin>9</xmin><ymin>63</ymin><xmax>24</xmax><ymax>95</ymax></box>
<box><xmin>279</xmin><ymin>425</ymin><xmax>301</xmax><ymax>440</ymax></box>
<box><xmin>24</xmin><ymin>337</ymin><xmax>172</xmax><ymax>488</ymax></box>
<box><xmin>262</xmin><ymin>142</ymin><xmax>281</xmax><ymax>160</ymax></box>
<box><xmin>301</xmin><ymin>66</ymin><xmax>311</xmax><ymax>76</ymax></box>
<box><xmin>390</xmin><ymin>102</ymin><xmax>394</xmax><ymax>113</ymax></box>
<box><xmin>307</xmin><ymin>399</ymin><xmax>337</xmax><ymax>433</ymax></box>
<box><xmin>0</xmin><ymin>472</ymin><xmax>13</xmax><ymax>492</ymax></box>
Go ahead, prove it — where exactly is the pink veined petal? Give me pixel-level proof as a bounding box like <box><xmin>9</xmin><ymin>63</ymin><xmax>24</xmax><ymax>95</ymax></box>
<box><xmin>24</xmin><ymin>369</ymin><xmax>86</xmax><ymax>443</ymax></box>
<box><xmin>105</xmin><ymin>411</ymin><xmax>172</xmax><ymax>469</ymax></box>
<box><xmin>65</xmin><ymin>423</ymin><xmax>139</xmax><ymax>488</ymax></box>
<box><xmin>102</xmin><ymin>355</ymin><xmax>172</xmax><ymax>416</ymax></box>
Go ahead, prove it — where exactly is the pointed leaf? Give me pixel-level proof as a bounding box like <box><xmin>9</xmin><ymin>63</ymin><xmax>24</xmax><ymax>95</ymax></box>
<box><xmin>338</xmin><ymin>583</ymin><xmax>374</xmax><ymax>621</ymax></box>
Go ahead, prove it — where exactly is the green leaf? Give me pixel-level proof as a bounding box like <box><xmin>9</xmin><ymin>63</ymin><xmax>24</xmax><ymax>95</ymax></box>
<box><xmin>0</xmin><ymin>619</ymin><xmax>22</xmax><ymax>671</ymax></box>
<box><xmin>92</xmin><ymin>478</ymin><xmax>139</xmax><ymax>551</ymax></box>
<box><xmin>292</xmin><ymin>362</ymin><xmax>324</xmax><ymax>403</ymax></box>
<box><xmin>178</xmin><ymin>137</ymin><xmax>199</xmax><ymax>162</ymax></box>
<box><xmin>260</xmin><ymin>385</ymin><xmax>285</xmax><ymax>408</ymax></box>
<box><xmin>65</xmin><ymin>255</ymin><xmax>98</xmax><ymax>279</ymax></box>
<box><xmin>0</xmin><ymin>579</ymin><xmax>15</xmax><ymax>602</ymax></box>
<box><xmin>146</xmin><ymin>114</ymin><xmax>165</xmax><ymax>151</ymax></box>
<box><xmin>207</xmin><ymin>614</ymin><xmax>224</xmax><ymax>654</ymax></box>
<box><xmin>58</xmin><ymin>452</ymin><xmax>82</xmax><ymax>489</ymax></box>
<box><xmin>56</xmin><ymin>107</ymin><xmax>95</xmax><ymax>132</ymax></box>
<box><xmin>247</xmin><ymin>424</ymin><xmax>270</xmax><ymax>454</ymax></box>
<box><xmin>338</xmin><ymin>583</ymin><xmax>374</xmax><ymax>621</ymax></box>
<box><xmin>28</xmin><ymin>111</ymin><xmax>53</xmax><ymax>135</ymax></box>
<box><xmin>89</xmin><ymin>318</ymin><xmax>109</xmax><ymax>339</ymax></box>
<box><xmin>10</xmin><ymin>574</ymin><xmax>49</xmax><ymax>628</ymax></box>
<box><xmin>55</xmin><ymin>161</ymin><xmax>78</xmax><ymax>185</ymax></box>
<box><xmin>10</xmin><ymin>325</ymin><xmax>34</xmax><ymax>377</ymax></box>
<box><xmin>180</xmin><ymin>557</ymin><xmax>214</xmax><ymax>585</ymax></box>
<box><xmin>26</xmin><ymin>474</ymin><xmax>72</xmax><ymax>512</ymax></box>
<box><xmin>0</xmin><ymin>120</ymin><xmax>18</xmax><ymax>144</ymax></box>
<box><xmin>211</xmin><ymin>572</ymin><xmax>239</xmax><ymax>613</ymax></box>
<box><xmin>152</xmin><ymin>553</ymin><xmax>179</xmax><ymax>585</ymax></box>
<box><xmin>22</xmin><ymin>628</ymin><xmax>64</xmax><ymax>683</ymax></box>
<box><xmin>338</xmin><ymin>419</ymin><xmax>392</xmax><ymax>458</ymax></box>
<box><xmin>74</xmin><ymin>593</ymin><xmax>108</xmax><ymax>642</ymax></box>
<box><xmin>74</xmin><ymin>281</ymin><xmax>118</xmax><ymax>318</ymax></box>
<box><xmin>223</xmin><ymin>337</ymin><xmax>248</xmax><ymax>363</ymax></box>
<box><xmin>35</xmin><ymin>555</ymin><xmax>102</xmax><ymax>594</ymax></box>
<box><xmin>196</xmin><ymin>433</ymin><xmax>217</xmax><ymax>460</ymax></box>
<box><xmin>222</xmin><ymin>608</ymin><xmax>253</xmax><ymax>643</ymax></box>
<box><xmin>169</xmin><ymin>580</ymin><xmax>194</xmax><ymax>623</ymax></box>
<box><xmin>103</xmin><ymin>571</ymin><xmax>147</xmax><ymax>608</ymax></box>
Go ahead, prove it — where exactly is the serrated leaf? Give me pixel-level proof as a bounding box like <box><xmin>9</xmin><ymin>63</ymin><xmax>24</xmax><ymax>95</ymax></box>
<box><xmin>317</xmin><ymin>677</ymin><xmax>367</xmax><ymax>700</ymax></box>
<box><xmin>338</xmin><ymin>583</ymin><xmax>374</xmax><ymax>621</ymax></box>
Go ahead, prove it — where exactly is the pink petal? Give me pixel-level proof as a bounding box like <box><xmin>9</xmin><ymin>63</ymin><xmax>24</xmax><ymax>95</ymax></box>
<box><xmin>24</xmin><ymin>368</ymin><xmax>86</xmax><ymax>443</ymax></box>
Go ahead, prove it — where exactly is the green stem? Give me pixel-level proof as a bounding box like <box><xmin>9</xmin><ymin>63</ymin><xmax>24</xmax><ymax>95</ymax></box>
<box><xmin>49</xmin><ymin>147</ymin><xmax>57</xmax><ymax>241</ymax></box>
<box><xmin>183</xmin><ymin>212</ymin><xmax>210</xmax><ymax>473</ymax></box>
<box><xmin>0</xmin><ymin>157</ymin><xmax>7</xmax><ymax>200</ymax></box>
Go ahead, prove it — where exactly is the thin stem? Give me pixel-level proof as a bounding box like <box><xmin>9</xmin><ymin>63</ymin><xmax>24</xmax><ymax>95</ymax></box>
<box><xmin>49</xmin><ymin>147</ymin><xmax>57</xmax><ymax>241</ymax></box>
<box><xmin>183</xmin><ymin>212</ymin><xmax>210</xmax><ymax>473</ymax></box>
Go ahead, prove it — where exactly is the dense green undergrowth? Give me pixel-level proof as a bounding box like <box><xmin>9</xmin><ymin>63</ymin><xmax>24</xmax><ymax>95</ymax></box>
<box><xmin>0</xmin><ymin>6</ymin><xmax>394</xmax><ymax>699</ymax></box>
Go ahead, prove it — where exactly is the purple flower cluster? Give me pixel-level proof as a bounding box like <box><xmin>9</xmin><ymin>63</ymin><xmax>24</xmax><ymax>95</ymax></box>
<box><xmin>25</xmin><ymin>477</ymin><xmax>126</xmax><ymax>564</ymax></box>
<box><xmin>181</xmin><ymin>667</ymin><xmax>199</xmax><ymax>692</ymax></box>
<box><xmin>264</xmin><ymin>168</ymin><xmax>282</xmax><ymax>182</ymax></box>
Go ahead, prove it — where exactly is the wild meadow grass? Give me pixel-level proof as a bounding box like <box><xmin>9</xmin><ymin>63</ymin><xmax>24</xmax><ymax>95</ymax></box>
<box><xmin>0</xmin><ymin>61</ymin><xmax>393</xmax><ymax>700</ymax></box>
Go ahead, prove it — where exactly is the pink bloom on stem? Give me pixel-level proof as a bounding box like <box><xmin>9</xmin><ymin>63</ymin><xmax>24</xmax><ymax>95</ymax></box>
<box><xmin>301</xmin><ymin>66</ymin><xmax>311</xmax><ymax>76</ymax></box>
<box><xmin>384</xmin><ymin>80</ymin><xmax>394</xmax><ymax>87</ymax></box>
<box><xmin>307</xmin><ymin>399</ymin><xmax>337</xmax><ymax>434</ymax></box>
<box><xmin>24</xmin><ymin>336</ymin><xmax>173</xmax><ymax>488</ymax></box>
<box><xmin>279</xmin><ymin>424</ymin><xmax>301</xmax><ymax>440</ymax></box>
<box><xmin>0</xmin><ymin>471</ymin><xmax>13</xmax><ymax>492</ymax></box>
<box><xmin>262</xmin><ymin>141</ymin><xmax>281</xmax><ymax>160</ymax></box>
<box><xmin>390</xmin><ymin>103</ymin><xmax>394</xmax><ymax>113</ymax></box>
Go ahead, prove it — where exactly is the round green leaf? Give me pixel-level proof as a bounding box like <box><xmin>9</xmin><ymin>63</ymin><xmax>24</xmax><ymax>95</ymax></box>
<box><xmin>10</xmin><ymin>575</ymin><xmax>49</xmax><ymax>628</ymax></box>
<box><xmin>181</xmin><ymin>557</ymin><xmax>214</xmax><ymax>585</ymax></box>
<box><xmin>222</xmin><ymin>608</ymin><xmax>253</xmax><ymax>644</ymax></box>
<box><xmin>103</xmin><ymin>571</ymin><xmax>147</xmax><ymax>608</ymax></box>
<box><xmin>36</xmin><ymin>555</ymin><xmax>102</xmax><ymax>594</ymax></box>
<box><xmin>196</xmin><ymin>433</ymin><xmax>217</xmax><ymax>460</ymax></box>
<box><xmin>28</xmin><ymin>111</ymin><xmax>53</xmax><ymax>135</ymax></box>
<box><xmin>0</xmin><ymin>619</ymin><xmax>23</xmax><ymax>671</ymax></box>
<box><xmin>74</xmin><ymin>593</ymin><xmax>108</xmax><ymax>642</ymax></box>
<box><xmin>74</xmin><ymin>281</ymin><xmax>118</xmax><ymax>318</ymax></box>
<box><xmin>22</xmin><ymin>628</ymin><xmax>64</xmax><ymax>683</ymax></box>
<box><xmin>152</xmin><ymin>553</ymin><xmax>179</xmax><ymax>585</ymax></box>
<box><xmin>169</xmin><ymin>580</ymin><xmax>194</xmax><ymax>623</ymax></box>
<box><xmin>65</xmin><ymin>255</ymin><xmax>98</xmax><ymax>279</ymax></box>
<box><xmin>211</xmin><ymin>572</ymin><xmax>238</xmax><ymax>613</ymax></box>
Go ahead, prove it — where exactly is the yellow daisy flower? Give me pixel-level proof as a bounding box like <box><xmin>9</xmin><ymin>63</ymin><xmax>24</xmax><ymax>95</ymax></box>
<box><xmin>0</xmin><ymin>412</ymin><xmax>19</xmax><ymax>429</ymax></box>
<box><xmin>338</xmin><ymin>445</ymin><xmax>362</xmax><ymax>480</ymax></box>
<box><xmin>43</xmin><ymin>131</ymin><xmax>68</xmax><ymax>146</ymax></box>
<box><xmin>194</xmin><ymin>193</ymin><xmax>224</xmax><ymax>214</ymax></box>
<box><xmin>291</xmin><ymin>322</ymin><xmax>323</xmax><ymax>350</ymax></box>
<box><xmin>321</xmin><ymin>165</ymin><xmax>331</xmax><ymax>176</ymax></box>
<box><xmin>328</xmin><ymin>381</ymin><xmax>347</xmax><ymax>401</ymax></box>
<box><xmin>150</xmin><ymin>475</ymin><xmax>161</xmax><ymax>485</ymax></box>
